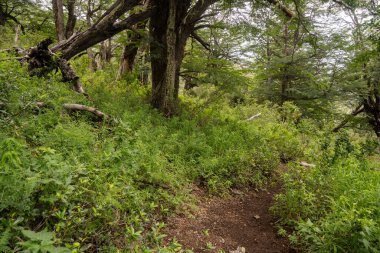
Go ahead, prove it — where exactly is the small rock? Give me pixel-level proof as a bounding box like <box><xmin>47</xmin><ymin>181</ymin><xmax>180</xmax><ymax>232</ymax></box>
<box><xmin>231</xmin><ymin>189</ymin><xmax>243</xmax><ymax>195</ymax></box>
<box><xmin>230</xmin><ymin>246</ymin><xmax>246</xmax><ymax>253</ymax></box>
<box><xmin>254</xmin><ymin>215</ymin><xmax>261</xmax><ymax>219</ymax></box>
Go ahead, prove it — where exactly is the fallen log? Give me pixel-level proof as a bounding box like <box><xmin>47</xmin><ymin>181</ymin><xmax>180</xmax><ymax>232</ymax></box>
<box><xmin>63</xmin><ymin>103</ymin><xmax>107</xmax><ymax>120</ymax></box>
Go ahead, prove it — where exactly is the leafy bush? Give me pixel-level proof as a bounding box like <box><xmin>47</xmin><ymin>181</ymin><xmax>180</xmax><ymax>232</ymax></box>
<box><xmin>273</xmin><ymin>134</ymin><xmax>380</xmax><ymax>252</ymax></box>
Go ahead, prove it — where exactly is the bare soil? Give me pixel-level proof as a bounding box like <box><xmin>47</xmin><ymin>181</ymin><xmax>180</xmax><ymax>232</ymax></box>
<box><xmin>164</xmin><ymin>185</ymin><xmax>294</xmax><ymax>253</ymax></box>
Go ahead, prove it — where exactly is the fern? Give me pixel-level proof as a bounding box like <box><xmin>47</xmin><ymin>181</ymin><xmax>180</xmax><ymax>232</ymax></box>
<box><xmin>0</xmin><ymin>227</ymin><xmax>12</xmax><ymax>252</ymax></box>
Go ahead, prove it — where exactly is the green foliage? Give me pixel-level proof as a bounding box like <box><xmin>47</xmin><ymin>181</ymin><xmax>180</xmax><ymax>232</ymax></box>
<box><xmin>18</xmin><ymin>229</ymin><xmax>70</xmax><ymax>253</ymax></box>
<box><xmin>273</xmin><ymin>132</ymin><xmax>380</xmax><ymax>252</ymax></box>
<box><xmin>0</xmin><ymin>60</ymin><xmax>303</xmax><ymax>251</ymax></box>
<box><xmin>1</xmin><ymin>2</ymin><xmax>380</xmax><ymax>251</ymax></box>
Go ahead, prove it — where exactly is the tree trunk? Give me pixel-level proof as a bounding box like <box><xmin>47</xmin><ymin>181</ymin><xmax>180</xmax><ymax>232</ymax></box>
<box><xmin>14</xmin><ymin>25</ymin><xmax>21</xmax><ymax>47</ymax></box>
<box><xmin>149</xmin><ymin>0</ymin><xmax>192</xmax><ymax>116</ymax></box>
<box><xmin>117</xmin><ymin>43</ymin><xmax>139</xmax><ymax>79</ymax></box>
<box><xmin>65</xmin><ymin>0</ymin><xmax>76</xmax><ymax>39</ymax></box>
<box><xmin>27</xmin><ymin>39</ymin><xmax>86</xmax><ymax>94</ymax></box>
<box><xmin>364</xmin><ymin>79</ymin><xmax>380</xmax><ymax>143</ymax></box>
<box><xmin>150</xmin><ymin>0</ymin><xmax>177</xmax><ymax>116</ymax></box>
<box><xmin>98</xmin><ymin>38</ymin><xmax>112</xmax><ymax>69</ymax></box>
<box><xmin>52</xmin><ymin>0</ymin><xmax>65</xmax><ymax>41</ymax></box>
<box><xmin>138</xmin><ymin>47</ymin><xmax>150</xmax><ymax>85</ymax></box>
<box><xmin>281</xmin><ymin>22</ymin><xmax>290</xmax><ymax>104</ymax></box>
<box><xmin>87</xmin><ymin>48</ymin><xmax>97</xmax><ymax>72</ymax></box>
<box><xmin>0</xmin><ymin>7</ymin><xmax>6</xmax><ymax>26</ymax></box>
<box><xmin>85</xmin><ymin>0</ymin><xmax>96</xmax><ymax>72</ymax></box>
<box><xmin>117</xmin><ymin>22</ymin><xmax>146</xmax><ymax>79</ymax></box>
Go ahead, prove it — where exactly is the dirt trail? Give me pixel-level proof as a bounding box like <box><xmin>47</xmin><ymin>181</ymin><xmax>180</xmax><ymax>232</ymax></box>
<box><xmin>165</xmin><ymin>185</ymin><xmax>294</xmax><ymax>253</ymax></box>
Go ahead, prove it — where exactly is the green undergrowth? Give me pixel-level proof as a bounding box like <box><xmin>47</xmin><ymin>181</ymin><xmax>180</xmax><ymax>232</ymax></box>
<box><xmin>272</xmin><ymin>131</ymin><xmax>380</xmax><ymax>252</ymax></box>
<box><xmin>0</xmin><ymin>60</ymin><xmax>304</xmax><ymax>252</ymax></box>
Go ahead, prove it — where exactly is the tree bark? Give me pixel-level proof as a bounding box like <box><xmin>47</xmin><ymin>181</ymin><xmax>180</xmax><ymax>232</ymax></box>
<box><xmin>149</xmin><ymin>0</ymin><xmax>217</xmax><ymax>116</ymax></box>
<box><xmin>57</xmin><ymin>58</ymin><xmax>86</xmax><ymax>94</ymax></box>
<box><xmin>63</xmin><ymin>103</ymin><xmax>106</xmax><ymax>120</ymax></box>
<box><xmin>98</xmin><ymin>38</ymin><xmax>112</xmax><ymax>69</ymax></box>
<box><xmin>51</xmin><ymin>9</ymin><xmax>151</xmax><ymax>60</ymax></box>
<box><xmin>85</xmin><ymin>0</ymin><xmax>97</xmax><ymax>71</ymax></box>
<box><xmin>117</xmin><ymin>42</ymin><xmax>139</xmax><ymax>79</ymax></box>
<box><xmin>65</xmin><ymin>0</ymin><xmax>77</xmax><ymax>39</ymax></box>
<box><xmin>117</xmin><ymin>22</ymin><xmax>146</xmax><ymax>79</ymax></box>
<box><xmin>14</xmin><ymin>25</ymin><xmax>21</xmax><ymax>47</ymax></box>
<box><xmin>52</xmin><ymin>0</ymin><xmax>65</xmax><ymax>41</ymax></box>
<box><xmin>87</xmin><ymin>48</ymin><xmax>97</xmax><ymax>72</ymax></box>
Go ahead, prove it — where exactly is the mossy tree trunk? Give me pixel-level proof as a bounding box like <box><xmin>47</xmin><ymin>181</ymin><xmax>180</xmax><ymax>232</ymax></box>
<box><xmin>149</xmin><ymin>0</ymin><xmax>217</xmax><ymax>116</ymax></box>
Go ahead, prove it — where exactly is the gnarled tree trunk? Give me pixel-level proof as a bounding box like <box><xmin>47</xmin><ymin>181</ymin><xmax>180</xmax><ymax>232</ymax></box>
<box><xmin>149</xmin><ymin>0</ymin><xmax>216</xmax><ymax>116</ymax></box>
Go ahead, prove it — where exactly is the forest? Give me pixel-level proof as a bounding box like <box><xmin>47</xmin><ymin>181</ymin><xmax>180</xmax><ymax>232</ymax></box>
<box><xmin>0</xmin><ymin>0</ymin><xmax>379</xmax><ymax>252</ymax></box>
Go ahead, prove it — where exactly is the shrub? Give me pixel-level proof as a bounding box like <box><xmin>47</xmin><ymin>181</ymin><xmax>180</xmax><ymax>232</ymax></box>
<box><xmin>273</xmin><ymin>134</ymin><xmax>380</xmax><ymax>252</ymax></box>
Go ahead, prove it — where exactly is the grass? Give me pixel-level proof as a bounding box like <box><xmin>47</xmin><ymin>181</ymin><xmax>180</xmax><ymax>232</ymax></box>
<box><xmin>0</xmin><ymin>59</ymin><xmax>303</xmax><ymax>252</ymax></box>
<box><xmin>1</xmin><ymin>56</ymin><xmax>379</xmax><ymax>252</ymax></box>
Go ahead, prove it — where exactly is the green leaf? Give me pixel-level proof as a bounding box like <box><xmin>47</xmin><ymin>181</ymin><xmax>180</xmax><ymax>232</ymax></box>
<box><xmin>21</xmin><ymin>229</ymin><xmax>53</xmax><ymax>242</ymax></box>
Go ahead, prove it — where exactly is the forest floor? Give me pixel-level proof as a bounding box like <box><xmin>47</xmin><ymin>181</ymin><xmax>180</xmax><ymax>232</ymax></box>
<box><xmin>164</xmin><ymin>182</ymin><xmax>295</xmax><ymax>253</ymax></box>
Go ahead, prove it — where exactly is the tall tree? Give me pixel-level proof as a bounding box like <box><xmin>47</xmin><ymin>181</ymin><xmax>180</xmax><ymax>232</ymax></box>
<box><xmin>52</xmin><ymin>0</ymin><xmax>77</xmax><ymax>41</ymax></box>
<box><xmin>0</xmin><ymin>0</ymin><xmax>33</xmax><ymax>33</ymax></box>
<box><xmin>149</xmin><ymin>0</ymin><xmax>218</xmax><ymax>116</ymax></box>
<box><xmin>331</xmin><ymin>0</ymin><xmax>380</xmax><ymax>140</ymax></box>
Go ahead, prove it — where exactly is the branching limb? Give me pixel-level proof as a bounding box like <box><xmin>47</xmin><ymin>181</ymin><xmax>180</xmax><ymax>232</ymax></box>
<box><xmin>6</xmin><ymin>14</ymin><xmax>25</xmax><ymax>34</ymax></box>
<box><xmin>190</xmin><ymin>32</ymin><xmax>211</xmax><ymax>51</ymax></box>
<box><xmin>193</xmin><ymin>24</ymin><xmax>223</xmax><ymax>31</ymax></box>
<box><xmin>332</xmin><ymin>104</ymin><xmax>365</xmax><ymax>132</ymax></box>
<box><xmin>184</xmin><ymin>0</ymin><xmax>219</xmax><ymax>25</ymax></box>
<box><xmin>266</xmin><ymin>0</ymin><xmax>295</xmax><ymax>18</ymax></box>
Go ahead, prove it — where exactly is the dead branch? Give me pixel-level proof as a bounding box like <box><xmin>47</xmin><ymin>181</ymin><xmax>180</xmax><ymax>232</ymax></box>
<box><xmin>246</xmin><ymin>113</ymin><xmax>262</xmax><ymax>121</ymax></box>
<box><xmin>300</xmin><ymin>161</ymin><xmax>316</xmax><ymax>168</ymax></box>
<box><xmin>0</xmin><ymin>57</ymin><xmax>25</xmax><ymax>61</ymax></box>
<box><xmin>63</xmin><ymin>103</ymin><xmax>107</xmax><ymax>120</ymax></box>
